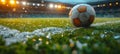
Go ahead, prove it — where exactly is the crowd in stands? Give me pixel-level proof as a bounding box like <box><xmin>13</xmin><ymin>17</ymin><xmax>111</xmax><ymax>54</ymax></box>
<box><xmin>0</xmin><ymin>8</ymin><xmax>120</xmax><ymax>18</ymax></box>
<box><xmin>0</xmin><ymin>13</ymin><xmax>68</xmax><ymax>18</ymax></box>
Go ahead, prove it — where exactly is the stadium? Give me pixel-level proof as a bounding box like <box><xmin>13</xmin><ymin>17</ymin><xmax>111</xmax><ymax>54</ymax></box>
<box><xmin>0</xmin><ymin>0</ymin><xmax>120</xmax><ymax>54</ymax></box>
<box><xmin>0</xmin><ymin>0</ymin><xmax>119</xmax><ymax>18</ymax></box>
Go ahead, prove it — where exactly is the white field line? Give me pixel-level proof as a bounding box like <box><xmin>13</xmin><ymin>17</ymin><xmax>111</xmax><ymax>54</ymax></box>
<box><xmin>91</xmin><ymin>20</ymin><xmax>120</xmax><ymax>26</ymax></box>
<box><xmin>0</xmin><ymin>20</ymin><xmax>120</xmax><ymax>45</ymax></box>
<box><xmin>71</xmin><ymin>20</ymin><xmax>120</xmax><ymax>31</ymax></box>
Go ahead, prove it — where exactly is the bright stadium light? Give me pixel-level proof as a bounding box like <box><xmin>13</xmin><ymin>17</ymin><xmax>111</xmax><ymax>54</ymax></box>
<box><xmin>49</xmin><ymin>3</ymin><xmax>54</xmax><ymax>8</ymax></box>
<box><xmin>37</xmin><ymin>3</ymin><xmax>40</xmax><ymax>6</ymax></box>
<box><xmin>1</xmin><ymin>0</ymin><xmax>6</xmax><ymax>4</ymax></box>
<box><xmin>103</xmin><ymin>4</ymin><xmax>106</xmax><ymax>6</ymax></box>
<box><xmin>16</xmin><ymin>1</ymin><xmax>19</xmax><ymax>4</ymax></box>
<box><xmin>116</xmin><ymin>2</ymin><xmax>119</xmax><ymax>5</ymax></box>
<box><xmin>10</xmin><ymin>0</ymin><xmax>15</xmax><ymax>5</ymax></box>
<box><xmin>55</xmin><ymin>5</ymin><xmax>58</xmax><ymax>8</ymax></box>
<box><xmin>57</xmin><ymin>5</ymin><xmax>62</xmax><ymax>8</ymax></box>
<box><xmin>109</xmin><ymin>3</ymin><xmax>112</xmax><ymax>6</ymax></box>
<box><xmin>1</xmin><ymin>0</ymin><xmax>5</xmax><ymax>2</ymax></box>
<box><xmin>33</xmin><ymin>3</ymin><xmax>35</xmax><ymax>6</ymax></box>
<box><xmin>97</xmin><ymin>5</ymin><xmax>100</xmax><ymax>7</ymax></box>
<box><xmin>22</xmin><ymin>1</ymin><xmax>27</xmax><ymax>6</ymax></box>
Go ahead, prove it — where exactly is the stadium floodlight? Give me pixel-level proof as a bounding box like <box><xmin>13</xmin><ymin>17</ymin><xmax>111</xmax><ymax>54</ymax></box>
<box><xmin>16</xmin><ymin>1</ymin><xmax>19</xmax><ymax>4</ymax></box>
<box><xmin>116</xmin><ymin>2</ymin><xmax>119</xmax><ymax>5</ymax></box>
<box><xmin>22</xmin><ymin>1</ymin><xmax>27</xmax><ymax>6</ymax></box>
<box><xmin>97</xmin><ymin>5</ymin><xmax>100</xmax><ymax>7</ymax></box>
<box><xmin>49</xmin><ymin>3</ymin><xmax>54</xmax><ymax>8</ymax></box>
<box><xmin>57</xmin><ymin>5</ymin><xmax>62</xmax><ymax>8</ymax></box>
<box><xmin>37</xmin><ymin>3</ymin><xmax>40</xmax><ymax>6</ymax></box>
<box><xmin>1</xmin><ymin>0</ymin><xmax>6</xmax><ymax>4</ymax></box>
<box><xmin>33</xmin><ymin>3</ymin><xmax>35</xmax><ymax>6</ymax></box>
<box><xmin>55</xmin><ymin>5</ymin><xmax>58</xmax><ymax>8</ymax></box>
<box><xmin>103</xmin><ymin>4</ymin><xmax>106</xmax><ymax>6</ymax></box>
<box><xmin>10</xmin><ymin>0</ymin><xmax>15</xmax><ymax>5</ymax></box>
<box><xmin>109</xmin><ymin>3</ymin><xmax>112</xmax><ymax>6</ymax></box>
<box><xmin>1</xmin><ymin>0</ymin><xmax>5</xmax><ymax>2</ymax></box>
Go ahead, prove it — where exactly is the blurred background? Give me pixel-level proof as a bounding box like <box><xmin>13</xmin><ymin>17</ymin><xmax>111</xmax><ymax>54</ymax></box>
<box><xmin>0</xmin><ymin>0</ymin><xmax>119</xmax><ymax>18</ymax></box>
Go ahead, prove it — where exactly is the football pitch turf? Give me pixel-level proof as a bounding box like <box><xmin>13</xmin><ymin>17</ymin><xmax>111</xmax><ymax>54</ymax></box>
<box><xmin>0</xmin><ymin>18</ymin><xmax>120</xmax><ymax>54</ymax></box>
<box><xmin>0</xmin><ymin>18</ymin><xmax>120</xmax><ymax>31</ymax></box>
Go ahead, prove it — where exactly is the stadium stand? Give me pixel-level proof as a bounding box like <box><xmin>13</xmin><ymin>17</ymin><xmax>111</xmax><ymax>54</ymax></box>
<box><xmin>0</xmin><ymin>0</ymin><xmax>120</xmax><ymax>18</ymax></box>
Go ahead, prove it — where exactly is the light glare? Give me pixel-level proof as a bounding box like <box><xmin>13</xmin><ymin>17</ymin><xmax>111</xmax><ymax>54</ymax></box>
<box><xmin>10</xmin><ymin>0</ymin><xmax>15</xmax><ymax>5</ymax></box>
<box><xmin>1</xmin><ymin>0</ymin><xmax>6</xmax><ymax>4</ymax></box>
<box><xmin>103</xmin><ymin>4</ymin><xmax>106</xmax><ymax>6</ymax></box>
<box><xmin>58</xmin><ymin>5</ymin><xmax>62</xmax><ymax>8</ymax></box>
<box><xmin>1</xmin><ymin>0</ymin><xmax>5</xmax><ymax>2</ymax></box>
<box><xmin>37</xmin><ymin>4</ymin><xmax>40</xmax><ymax>6</ymax></box>
<box><xmin>33</xmin><ymin>3</ymin><xmax>35</xmax><ymax>6</ymax></box>
<box><xmin>116</xmin><ymin>2</ymin><xmax>119</xmax><ymax>5</ymax></box>
<box><xmin>22</xmin><ymin>1</ymin><xmax>27</xmax><ymax>5</ymax></box>
<box><xmin>16</xmin><ymin>1</ymin><xmax>19</xmax><ymax>4</ymax></box>
<box><xmin>109</xmin><ymin>3</ymin><xmax>112</xmax><ymax>6</ymax></box>
<box><xmin>49</xmin><ymin>3</ymin><xmax>54</xmax><ymax>8</ymax></box>
<box><xmin>55</xmin><ymin>5</ymin><xmax>57</xmax><ymax>8</ymax></box>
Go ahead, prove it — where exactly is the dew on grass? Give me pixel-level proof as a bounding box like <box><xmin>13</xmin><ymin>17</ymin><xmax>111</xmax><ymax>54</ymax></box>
<box><xmin>91</xmin><ymin>30</ymin><xmax>99</xmax><ymax>35</ymax></box>
<box><xmin>72</xmin><ymin>50</ymin><xmax>78</xmax><ymax>54</ymax></box>
<box><xmin>83</xmin><ymin>36</ymin><xmax>90</xmax><ymax>40</ymax></box>
<box><xmin>46</xmin><ymin>33</ymin><xmax>51</xmax><ymax>39</ymax></box>
<box><xmin>46</xmin><ymin>41</ymin><xmax>49</xmax><ymax>45</ymax></box>
<box><xmin>76</xmin><ymin>41</ymin><xmax>87</xmax><ymax>49</ymax></box>
<box><xmin>100</xmin><ymin>33</ymin><xmax>106</xmax><ymax>38</ymax></box>
<box><xmin>69</xmin><ymin>39</ymin><xmax>75</xmax><ymax>47</ymax></box>
<box><xmin>94</xmin><ymin>43</ymin><xmax>99</xmax><ymax>48</ymax></box>
<box><xmin>61</xmin><ymin>34</ymin><xmax>64</xmax><ymax>37</ymax></box>
<box><xmin>1</xmin><ymin>20</ymin><xmax>120</xmax><ymax>46</ymax></box>
<box><xmin>32</xmin><ymin>39</ymin><xmax>36</xmax><ymax>42</ymax></box>
<box><xmin>62</xmin><ymin>44</ymin><xmax>68</xmax><ymax>50</ymax></box>
<box><xmin>38</xmin><ymin>38</ymin><xmax>42</xmax><ymax>41</ymax></box>
<box><xmin>114</xmin><ymin>35</ymin><xmax>120</xmax><ymax>39</ymax></box>
<box><xmin>35</xmin><ymin>42</ymin><xmax>42</xmax><ymax>50</ymax></box>
<box><xmin>69</xmin><ymin>39</ymin><xmax>74</xmax><ymax>43</ymax></box>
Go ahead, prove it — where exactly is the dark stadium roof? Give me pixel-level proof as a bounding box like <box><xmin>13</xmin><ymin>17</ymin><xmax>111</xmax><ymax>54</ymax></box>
<box><xmin>16</xmin><ymin>0</ymin><xmax>119</xmax><ymax>4</ymax></box>
<box><xmin>47</xmin><ymin>0</ymin><xmax>105</xmax><ymax>4</ymax></box>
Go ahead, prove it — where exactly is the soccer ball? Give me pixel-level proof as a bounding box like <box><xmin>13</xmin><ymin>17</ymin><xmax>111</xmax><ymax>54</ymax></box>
<box><xmin>69</xmin><ymin>4</ymin><xmax>96</xmax><ymax>27</ymax></box>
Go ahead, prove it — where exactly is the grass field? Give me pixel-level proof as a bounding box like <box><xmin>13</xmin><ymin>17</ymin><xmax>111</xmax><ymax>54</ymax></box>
<box><xmin>0</xmin><ymin>18</ymin><xmax>120</xmax><ymax>54</ymax></box>
<box><xmin>0</xmin><ymin>18</ymin><xmax>120</xmax><ymax>32</ymax></box>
